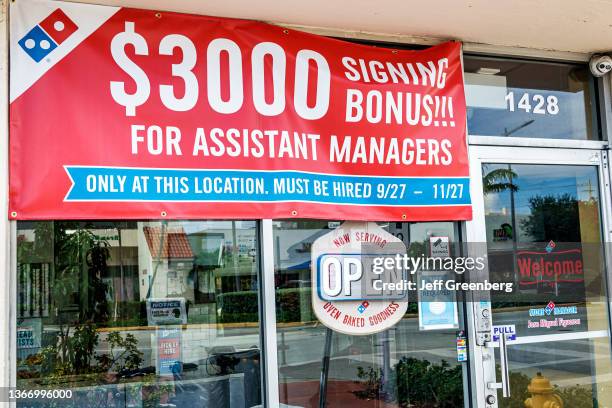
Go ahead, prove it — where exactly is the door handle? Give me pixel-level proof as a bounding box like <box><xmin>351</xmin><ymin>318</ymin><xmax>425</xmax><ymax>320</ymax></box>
<box><xmin>486</xmin><ymin>333</ymin><xmax>511</xmax><ymax>398</ymax></box>
<box><xmin>499</xmin><ymin>333</ymin><xmax>511</xmax><ymax>397</ymax></box>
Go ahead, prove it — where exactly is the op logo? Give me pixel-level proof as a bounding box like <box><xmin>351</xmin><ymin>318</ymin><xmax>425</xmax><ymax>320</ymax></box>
<box><xmin>18</xmin><ymin>9</ymin><xmax>78</xmax><ymax>62</ymax></box>
<box><xmin>311</xmin><ymin>222</ymin><xmax>409</xmax><ymax>336</ymax></box>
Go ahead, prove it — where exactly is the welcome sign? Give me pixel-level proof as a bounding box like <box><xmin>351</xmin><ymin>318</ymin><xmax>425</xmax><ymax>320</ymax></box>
<box><xmin>10</xmin><ymin>0</ymin><xmax>470</xmax><ymax>221</ymax></box>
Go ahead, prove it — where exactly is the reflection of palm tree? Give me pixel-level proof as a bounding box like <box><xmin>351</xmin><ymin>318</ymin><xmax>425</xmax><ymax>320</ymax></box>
<box><xmin>483</xmin><ymin>166</ymin><xmax>519</xmax><ymax>195</ymax></box>
<box><xmin>483</xmin><ymin>165</ymin><xmax>520</xmax><ymax>289</ymax></box>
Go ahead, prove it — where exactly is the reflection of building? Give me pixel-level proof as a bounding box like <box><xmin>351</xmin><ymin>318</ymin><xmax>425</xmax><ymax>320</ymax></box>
<box><xmin>183</xmin><ymin>222</ymin><xmax>258</xmax><ymax>298</ymax></box>
<box><xmin>139</xmin><ymin>225</ymin><xmax>195</xmax><ymax>302</ymax></box>
<box><xmin>277</xmin><ymin>228</ymin><xmax>327</xmax><ymax>286</ymax></box>
<box><xmin>136</xmin><ymin>223</ymin><xmax>259</xmax><ymax>303</ymax></box>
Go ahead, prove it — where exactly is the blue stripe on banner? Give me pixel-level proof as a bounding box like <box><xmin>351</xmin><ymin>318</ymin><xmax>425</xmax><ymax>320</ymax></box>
<box><xmin>64</xmin><ymin>166</ymin><xmax>471</xmax><ymax>206</ymax></box>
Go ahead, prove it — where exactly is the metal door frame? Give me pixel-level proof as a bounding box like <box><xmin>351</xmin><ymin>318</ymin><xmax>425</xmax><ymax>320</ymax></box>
<box><xmin>465</xmin><ymin>144</ymin><xmax>612</xmax><ymax>408</ymax></box>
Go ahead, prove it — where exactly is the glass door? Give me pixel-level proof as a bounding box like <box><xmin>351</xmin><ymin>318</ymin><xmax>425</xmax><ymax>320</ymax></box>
<box><xmin>467</xmin><ymin>145</ymin><xmax>612</xmax><ymax>408</ymax></box>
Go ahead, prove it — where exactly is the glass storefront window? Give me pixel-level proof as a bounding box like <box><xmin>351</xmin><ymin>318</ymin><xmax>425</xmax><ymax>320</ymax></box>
<box><xmin>273</xmin><ymin>220</ymin><xmax>466</xmax><ymax>407</ymax></box>
<box><xmin>464</xmin><ymin>57</ymin><xmax>600</xmax><ymax>140</ymax></box>
<box><xmin>16</xmin><ymin>220</ymin><xmax>262</xmax><ymax>407</ymax></box>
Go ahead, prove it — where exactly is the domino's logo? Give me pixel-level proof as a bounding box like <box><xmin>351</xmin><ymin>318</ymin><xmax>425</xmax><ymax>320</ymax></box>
<box><xmin>357</xmin><ymin>301</ymin><xmax>369</xmax><ymax>314</ymax></box>
<box><xmin>18</xmin><ymin>9</ymin><xmax>78</xmax><ymax>62</ymax></box>
<box><xmin>545</xmin><ymin>301</ymin><xmax>555</xmax><ymax>315</ymax></box>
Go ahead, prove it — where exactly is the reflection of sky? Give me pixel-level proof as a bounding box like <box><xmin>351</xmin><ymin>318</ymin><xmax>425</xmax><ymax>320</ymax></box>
<box><xmin>484</xmin><ymin>164</ymin><xmax>599</xmax><ymax>217</ymax></box>
<box><xmin>468</xmin><ymin>87</ymin><xmax>590</xmax><ymax>139</ymax></box>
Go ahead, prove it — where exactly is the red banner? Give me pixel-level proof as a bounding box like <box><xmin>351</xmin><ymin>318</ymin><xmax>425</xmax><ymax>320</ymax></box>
<box><xmin>10</xmin><ymin>0</ymin><xmax>470</xmax><ymax>221</ymax></box>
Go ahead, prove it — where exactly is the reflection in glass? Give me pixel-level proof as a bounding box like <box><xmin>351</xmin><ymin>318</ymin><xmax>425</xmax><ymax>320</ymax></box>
<box><xmin>274</xmin><ymin>220</ymin><xmax>465</xmax><ymax>407</ymax></box>
<box><xmin>482</xmin><ymin>164</ymin><xmax>612</xmax><ymax>407</ymax></box>
<box><xmin>16</xmin><ymin>220</ymin><xmax>261</xmax><ymax>407</ymax></box>
<box><xmin>464</xmin><ymin>57</ymin><xmax>599</xmax><ymax>140</ymax></box>
<box><xmin>496</xmin><ymin>338</ymin><xmax>612</xmax><ymax>408</ymax></box>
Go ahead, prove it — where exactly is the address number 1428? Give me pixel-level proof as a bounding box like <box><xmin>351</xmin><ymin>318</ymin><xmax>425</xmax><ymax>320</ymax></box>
<box><xmin>505</xmin><ymin>91</ymin><xmax>559</xmax><ymax>115</ymax></box>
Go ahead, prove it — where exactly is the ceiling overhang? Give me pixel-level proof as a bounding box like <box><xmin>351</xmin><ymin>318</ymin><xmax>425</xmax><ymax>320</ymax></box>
<box><xmin>70</xmin><ymin>0</ymin><xmax>611</xmax><ymax>60</ymax></box>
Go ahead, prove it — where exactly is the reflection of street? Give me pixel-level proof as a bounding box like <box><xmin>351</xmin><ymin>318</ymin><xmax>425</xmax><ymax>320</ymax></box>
<box><xmin>95</xmin><ymin>325</ymin><xmax>262</xmax><ymax>368</ymax></box>
<box><xmin>73</xmin><ymin>308</ymin><xmax>612</xmax><ymax>405</ymax></box>
<box><xmin>275</xmin><ymin>316</ymin><xmax>462</xmax><ymax>408</ymax></box>
<box><xmin>85</xmin><ymin>307</ymin><xmax>611</xmax><ymax>389</ymax></box>
<box><xmin>274</xmin><ymin>308</ymin><xmax>612</xmax><ymax>390</ymax></box>
<box><xmin>494</xmin><ymin>308</ymin><xmax>612</xmax><ymax>388</ymax></box>
<box><xmin>88</xmin><ymin>317</ymin><xmax>457</xmax><ymax>384</ymax></box>
<box><xmin>277</xmin><ymin>317</ymin><xmax>458</xmax><ymax>383</ymax></box>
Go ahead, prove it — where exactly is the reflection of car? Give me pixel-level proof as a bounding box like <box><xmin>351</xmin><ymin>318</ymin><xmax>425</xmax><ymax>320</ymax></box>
<box><xmin>279</xmin><ymin>279</ymin><xmax>311</xmax><ymax>289</ymax></box>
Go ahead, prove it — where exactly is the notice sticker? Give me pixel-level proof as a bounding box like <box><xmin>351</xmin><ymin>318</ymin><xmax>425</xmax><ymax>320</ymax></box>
<box><xmin>430</xmin><ymin>236</ymin><xmax>450</xmax><ymax>258</ymax></box>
